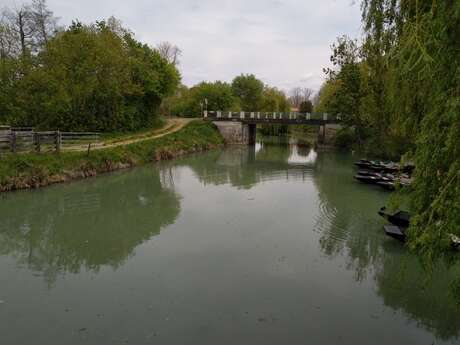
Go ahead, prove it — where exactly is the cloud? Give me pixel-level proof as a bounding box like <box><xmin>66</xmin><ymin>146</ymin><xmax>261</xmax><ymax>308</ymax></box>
<box><xmin>2</xmin><ymin>0</ymin><xmax>362</xmax><ymax>92</ymax></box>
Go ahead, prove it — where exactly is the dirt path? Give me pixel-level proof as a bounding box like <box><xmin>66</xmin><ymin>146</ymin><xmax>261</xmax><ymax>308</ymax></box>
<box><xmin>63</xmin><ymin>118</ymin><xmax>197</xmax><ymax>152</ymax></box>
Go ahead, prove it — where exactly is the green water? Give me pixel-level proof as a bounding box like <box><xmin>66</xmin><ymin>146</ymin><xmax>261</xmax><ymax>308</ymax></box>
<box><xmin>1</xmin><ymin>141</ymin><xmax>459</xmax><ymax>345</ymax></box>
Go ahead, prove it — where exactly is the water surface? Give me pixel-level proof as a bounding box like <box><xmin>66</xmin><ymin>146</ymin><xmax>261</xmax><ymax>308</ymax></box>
<box><xmin>1</xmin><ymin>141</ymin><xmax>459</xmax><ymax>345</ymax></box>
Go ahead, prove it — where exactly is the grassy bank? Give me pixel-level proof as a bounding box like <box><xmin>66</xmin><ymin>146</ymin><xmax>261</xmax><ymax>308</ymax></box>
<box><xmin>0</xmin><ymin>121</ymin><xmax>224</xmax><ymax>192</ymax></box>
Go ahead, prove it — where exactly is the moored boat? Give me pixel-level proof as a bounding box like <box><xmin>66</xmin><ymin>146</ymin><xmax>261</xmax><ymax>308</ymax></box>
<box><xmin>354</xmin><ymin>159</ymin><xmax>374</xmax><ymax>169</ymax></box>
<box><xmin>384</xmin><ymin>225</ymin><xmax>407</xmax><ymax>242</ymax></box>
<box><xmin>354</xmin><ymin>174</ymin><xmax>382</xmax><ymax>184</ymax></box>
<box><xmin>378</xmin><ymin>206</ymin><xmax>411</xmax><ymax>228</ymax></box>
<box><xmin>355</xmin><ymin>171</ymin><xmax>395</xmax><ymax>185</ymax></box>
<box><xmin>354</xmin><ymin>159</ymin><xmax>415</xmax><ymax>175</ymax></box>
<box><xmin>377</xmin><ymin>181</ymin><xmax>396</xmax><ymax>191</ymax></box>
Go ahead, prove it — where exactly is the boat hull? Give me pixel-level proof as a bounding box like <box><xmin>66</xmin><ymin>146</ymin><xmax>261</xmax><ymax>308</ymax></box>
<box><xmin>384</xmin><ymin>225</ymin><xmax>407</xmax><ymax>242</ymax></box>
<box><xmin>378</xmin><ymin>207</ymin><xmax>411</xmax><ymax>228</ymax></box>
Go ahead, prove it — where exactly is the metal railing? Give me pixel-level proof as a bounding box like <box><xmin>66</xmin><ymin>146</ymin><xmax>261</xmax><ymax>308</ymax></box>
<box><xmin>203</xmin><ymin>111</ymin><xmax>341</xmax><ymax>122</ymax></box>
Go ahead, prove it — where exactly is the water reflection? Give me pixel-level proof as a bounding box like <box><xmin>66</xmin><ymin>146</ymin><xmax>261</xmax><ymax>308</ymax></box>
<box><xmin>0</xmin><ymin>141</ymin><xmax>458</xmax><ymax>344</ymax></box>
<box><xmin>182</xmin><ymin>140</ymin><xmax>317</xmax><ymax>190</ymax></box>
<box><xmin>311</xmin><ymin>152</ymin><xmax>460</xmax><ymax>341</ymax></box>
<box><xmin>0</xmin><ymin>168</ymin><xmax>180</xmax><ymax>285</ymax></box>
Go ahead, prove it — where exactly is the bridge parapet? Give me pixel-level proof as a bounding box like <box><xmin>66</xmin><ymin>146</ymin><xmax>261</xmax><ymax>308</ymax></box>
<box><xmin>204</xmin><ymin>111</ymin><xmax>341</xmax><ymax>124</ymax></box>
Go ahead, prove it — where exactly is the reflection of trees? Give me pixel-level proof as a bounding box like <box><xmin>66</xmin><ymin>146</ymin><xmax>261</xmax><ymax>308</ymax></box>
<box><xmin>313</xmin><ymin>152</ymin><xmax>386</xmax><ymax>281</ymax></box>
<box><xmin>180</xmin><ymin>142</ymin><xmax>315</xmax><ymax>190</ymax></box>
<box><xmin>376</xmin><ymin>251</ymin><xmax>460</xmax><ymax>341</ymax></box>
<box><xmin>0</xmin><ymin>168</ymin><xmax>180</xmax><ymax>285</ymax></box>
<box><xmin>312</xmin><ymin>152</ymin><xmax>460</xmax><ymax>341</ymax></box>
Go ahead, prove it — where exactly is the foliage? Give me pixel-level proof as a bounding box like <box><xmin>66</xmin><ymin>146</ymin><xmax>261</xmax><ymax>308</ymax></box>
<box><xmin>320</xmin><ymin>1</ymin><xmax>460</xmax><ymax>258</ymax></box>
<box><xmin>261</xmin><ymin>86</ymin><xmax>290</xmax><ymax>112</ymax></box>
<box><xmin>231</xmin><ymin>74</ymin><xmax>264</xmax><ymax>111</ymax></box>
<box><xmin>167</xmin><ymin>75</ymin><xmax>290</xmax><ymax>120</ymax></box>
<box><xmin>299</xmin><ymin>100</ymin><xmax>313</xmax><ymax>113</ymax></box>
<box><xmin>334</xmin><ymin>127</ymin><xmax>355</xmax><ymax>149</ymax></box>
<box><xmin>0</xmin><ymin>2</ymin><xmax>180</xmax><ymax>132</ymax></box>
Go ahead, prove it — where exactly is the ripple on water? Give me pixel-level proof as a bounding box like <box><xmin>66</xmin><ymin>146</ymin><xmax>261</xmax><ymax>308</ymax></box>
<box><xmin>313</xmin><ymin>199</ymin><xmax>383</xmax><ymax>245</ymax></box>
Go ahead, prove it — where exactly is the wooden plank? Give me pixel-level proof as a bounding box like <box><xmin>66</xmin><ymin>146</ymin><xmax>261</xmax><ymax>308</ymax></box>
<box><xmin>61</xmin><ymin>132</ymin><xmax>99</xmax><ymax>136</ymax></box>
<box><xmin>61</xmin><ymin>135</ymin><xmax>99</xmax><ymax>139</ymax></box>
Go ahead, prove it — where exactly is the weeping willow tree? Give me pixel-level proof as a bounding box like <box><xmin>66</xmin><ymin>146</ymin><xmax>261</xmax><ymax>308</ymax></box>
<box><xmin>360</xmin><ymin>0</ymin><xmax>460</xmax><ymax>259</ymax></box>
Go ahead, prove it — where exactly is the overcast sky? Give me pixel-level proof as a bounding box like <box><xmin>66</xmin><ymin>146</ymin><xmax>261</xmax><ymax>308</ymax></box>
<box><xmin>2</xmin><ymin>0</ymin><xmax>362</xmax><ymax>92</ymax></box>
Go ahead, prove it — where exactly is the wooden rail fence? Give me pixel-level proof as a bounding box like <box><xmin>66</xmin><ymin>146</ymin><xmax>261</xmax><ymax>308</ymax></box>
<box><xmin>0</xmin><ymin>127</ymin><xmax>100</xmax><ymax>154</ymax></box>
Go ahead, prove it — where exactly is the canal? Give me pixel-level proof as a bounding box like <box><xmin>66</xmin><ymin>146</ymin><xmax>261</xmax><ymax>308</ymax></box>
<box><xmin>1</xmin><ymin>139</ymin><xmax>459</xmax><ymax>345</ymax></box>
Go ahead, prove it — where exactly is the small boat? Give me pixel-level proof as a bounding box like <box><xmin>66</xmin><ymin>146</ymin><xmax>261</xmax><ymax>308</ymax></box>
<box><xmin>377</xmin><ymin>181</ymin><xmax>396</xmax><ymax>191</ymax></box>
<box><xmin>378</xmin><ymin>206</ymin><xmax>411</xmax><ymax>228</ymax></box>
<box><xmin>355</xmin><ymin>171</ymin><xmax>395</xmax><ymax>184</ymax></box>
<box><xmin>354</xmin><ymin>159</ymin><xmax>374</xmax><ymax>169</ymax></box>
<box><xmin>357</xmin><ymin>169</ymin><xmax>379</xmax><ymax>176</ymax></box>
<box><xmin>384</xmin><ymin>225</ymin><xmax>407</xmax><ymax>242</ymax></box>
<box><xmin>369</xmin><ymin>162</ymin><xmax>400</xmax><ymax>173</ymax></box>
<box><xmin>377</xmin><ymin>178</ymin><xmax>412</xmax><ymax>191</ymax></box>
<box><xmin>354</xmin><ymin>174</ymin><xmax>382</xmax><ymax>184</ymax></box>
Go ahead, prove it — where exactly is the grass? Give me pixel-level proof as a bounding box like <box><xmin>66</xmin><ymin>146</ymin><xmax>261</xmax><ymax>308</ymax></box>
<box><xmin>0</xmin><ymin>121</ymin><xmax>224</xmax><ymax>192</ymax></box>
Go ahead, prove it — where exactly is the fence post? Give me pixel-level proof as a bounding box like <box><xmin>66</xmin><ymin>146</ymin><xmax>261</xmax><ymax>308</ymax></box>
<box><xmin>55</xmin><ymin>130</ymin><xmax>61</xmax><ymax>153</ymax></box>
<box><xmin>34</xmin><ymin>132</ymin><xmax>41</xmax><ymax>153</ymax></box>
<box><xmin>10</xmin><ymin>131</ymin><xmax>16</xmax><ymax>153</ymax></box>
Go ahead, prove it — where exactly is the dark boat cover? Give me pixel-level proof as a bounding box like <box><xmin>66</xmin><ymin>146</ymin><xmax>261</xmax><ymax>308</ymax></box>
<box><xmin>384</xmin><ymin>225</ymin><xmax>406</xmax><ymax>242</ymax></box>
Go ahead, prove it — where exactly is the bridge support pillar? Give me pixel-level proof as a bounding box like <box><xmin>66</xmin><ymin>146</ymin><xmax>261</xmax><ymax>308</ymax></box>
<box><xmin>213</xmin><ymin>121</ymin><xmax>257</xmax><ymax>145</ymax></box>
<box><xmin>248</xmin><ymin>124</ymin><xmax>256</xmax><ymax>145</ymax></box>
<box><xmin>318</xmin><ymin>124</ymin><xmax>342</xmax><ymax>146</ymax></box>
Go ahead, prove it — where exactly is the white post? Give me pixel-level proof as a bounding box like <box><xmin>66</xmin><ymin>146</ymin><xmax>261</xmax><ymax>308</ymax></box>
<box><xmin>217</xmin><ymin>111</ymin><xmax>221</xmax><ymax>118</ymax></box>
<box><xmin>251</xmin><ymin>112</ymin><xmax>255</xmax><ymax>119</ymax></box>
<box><xmin>204</xmin><ymin>110</ymin><xmax>208</xmax><ymax>118</ymax></box>
<box><xmin>240</xmin><ymin>111</ymin><xmax>245</xmax><ymax>119</ymax></box>
<box><xmin>323</xmin><ymin>113</ymin><xmax>328</xmax><ymax>121</ymax></box>
<box><xmin>228</xmin><ymin>111</ymin><xmax>232</xmax><ymax>118</ymax></box>
<box><xmin>257</xmin><ymin>112</ymin><xmax>260</xmax><ymax>119</ymax></box>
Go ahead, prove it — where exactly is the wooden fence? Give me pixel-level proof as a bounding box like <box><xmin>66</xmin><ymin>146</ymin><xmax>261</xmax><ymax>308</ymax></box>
<box><xmin>0</xmin><ymin>128</ymin><xmax>100</xmax><ymax>154</ymax></box>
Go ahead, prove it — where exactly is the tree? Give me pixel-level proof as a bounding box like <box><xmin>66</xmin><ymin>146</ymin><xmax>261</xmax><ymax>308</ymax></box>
<box><xmin>2</xmin><ymin>5</ymin><xmax>35</xmax><ymax>57</ymax></box>
<box><xmin>169</xmin><ymin>81</ymin><xmax>236</xmax><ymax>117</ymax></box>
<box><xmin>3</xmin><ymin>16</ymin><xmax>180</xmax><ymax>131</ymax></box>
<box><xmin>289</xmin><ymin>87</ymin><xmax>303</xmax><ymax>108</ymax></box>
<box><xmin>321</xmin><ymin>35</ymin><xmax>367</xmax><ymax>144</ymax></box>
<box><xmin>289</xmin><ymin>87</ymin><xmax>313</xmax><ymax>108</ymax></box>
<box><xmin>231</xmin><ymin>74</ymin><xmax>264</xmax><ymax>111</ymax></box>
<box><xmin>157</xmin><ymin>41</ymin><xmax>182</xmax><ymax>66</ymax></box>
<box><xmin>261</xmin><ymin>86</ymin><xmax>290</xmax><ymax>112</ymax></box>
<box><xmin>31</xmin><ymin>0</ymin><xmax>58</xmax><ymax>47</ymax></box>
<box><xmin>0</xmin><ymin>0</ymin><xmax>59</xmax><ymax>57</ymax></box>
<box><xmin>299</xmin><ymin>100</ymin><xmax>313</xmax><ymax>113</ymax></box>
<box><xmin>324</xmin><ymin>0</ymin><xmax>460</xmax><ymax>262</ymax></box>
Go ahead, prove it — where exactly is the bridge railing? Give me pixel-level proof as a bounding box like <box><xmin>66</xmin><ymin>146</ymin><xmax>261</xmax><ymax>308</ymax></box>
<box><xmin>204</xmin><ymin>111</ymin><xmax>341</xmax><ymax>122</ymax></box>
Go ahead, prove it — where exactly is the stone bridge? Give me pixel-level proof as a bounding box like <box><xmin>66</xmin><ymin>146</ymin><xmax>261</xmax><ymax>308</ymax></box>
<box><xmin>204</xmin><ymin>111</ymin><xmax>342</xmax><ymax>145</ymax></box>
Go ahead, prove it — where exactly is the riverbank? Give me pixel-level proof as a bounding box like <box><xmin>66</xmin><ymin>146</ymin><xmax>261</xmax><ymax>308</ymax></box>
<box><xmin>0</xmin><ymin>121</ymin><xmax>224</xmax><ymax>192</ymax></box>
